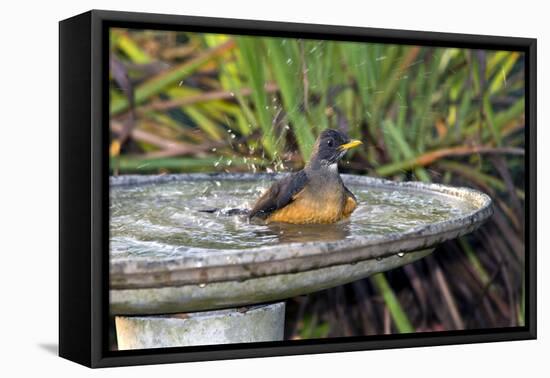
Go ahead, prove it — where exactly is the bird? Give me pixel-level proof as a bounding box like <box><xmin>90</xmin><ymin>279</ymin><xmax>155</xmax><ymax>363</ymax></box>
<box><xmin>248</xmin><ymin>129</ymin><xmax>363</xmax><ymax>224</ymax></box>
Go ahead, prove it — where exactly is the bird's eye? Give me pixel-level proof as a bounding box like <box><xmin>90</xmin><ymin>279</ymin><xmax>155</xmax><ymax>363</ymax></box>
<box><xmin>327</xmin><ymin>139</ymin><xmax>334</xmax><ymax>147</ymax></box>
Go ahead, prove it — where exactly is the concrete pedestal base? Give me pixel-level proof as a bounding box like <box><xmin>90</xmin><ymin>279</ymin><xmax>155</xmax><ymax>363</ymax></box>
<box><xmin>115</xmin><ymin>302</ymin><xmax>285</xmax><ymax>350</ymax></box>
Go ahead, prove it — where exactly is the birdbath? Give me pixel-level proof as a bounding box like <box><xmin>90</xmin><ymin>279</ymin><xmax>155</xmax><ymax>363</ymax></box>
<box><xmin>110</xmin><ymin>173</ymin><xmax>492</xmax><ymax>350</ymax></box>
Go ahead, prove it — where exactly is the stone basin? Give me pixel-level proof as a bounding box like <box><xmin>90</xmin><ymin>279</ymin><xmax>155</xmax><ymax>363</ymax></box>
<box><xmin>110</xmin><ymin>173</ymin><xmax>493</xmax><ymax>315</ymax></box>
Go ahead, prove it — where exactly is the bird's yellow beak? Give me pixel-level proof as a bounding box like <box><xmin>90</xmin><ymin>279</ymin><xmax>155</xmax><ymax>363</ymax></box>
<box><xmin>339</xmin><ymin>139</ymin><xmax>363</xmax><ymax>151</ymax></box>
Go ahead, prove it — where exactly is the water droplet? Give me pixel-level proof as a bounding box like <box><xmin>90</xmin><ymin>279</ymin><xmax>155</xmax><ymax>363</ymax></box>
<box><xmin>198</xmin><ymin>283</ymin><xmax>207</xmax><ymax>288</ymax></box>
<box><xmin>286</xmin><ymin>58</ymin><xmax>293</xmax><ymax>65</ymax></box>
<box><xmin>397</xmin><ymin>252</ymin><xmax>405</xmax><ymax>257</ymax></box>
<box><xmin>211</xmin><ymin>148</ymin><xmax>217</xmax><ymax>152</ymax></box>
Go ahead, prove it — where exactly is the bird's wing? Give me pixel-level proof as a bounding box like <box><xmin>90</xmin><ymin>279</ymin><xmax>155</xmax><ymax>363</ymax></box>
<box><xmin>248</xmin><ymin>171</ymin><xmax>309</xmax><ymax>219</ymax></box>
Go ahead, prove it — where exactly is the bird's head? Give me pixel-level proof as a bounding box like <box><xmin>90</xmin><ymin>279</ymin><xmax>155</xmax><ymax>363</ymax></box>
<box><xmin>308</xmin><ymin>129</ymin><xmax>363</xmax><ymax>169</ymax></box>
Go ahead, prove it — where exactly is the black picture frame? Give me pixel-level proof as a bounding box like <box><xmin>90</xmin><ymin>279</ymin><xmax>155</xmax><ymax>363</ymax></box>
<box><xmin>59</xmin><ymin>9</ymin><xmax>537</xmax><ymax>368</ymax></box>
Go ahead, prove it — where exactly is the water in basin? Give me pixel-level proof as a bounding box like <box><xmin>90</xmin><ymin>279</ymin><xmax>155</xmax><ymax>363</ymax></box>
<box><xmin>110</xmin><ymin>177</ymin><xmax>477</xmax><ymax>259</ymax></box>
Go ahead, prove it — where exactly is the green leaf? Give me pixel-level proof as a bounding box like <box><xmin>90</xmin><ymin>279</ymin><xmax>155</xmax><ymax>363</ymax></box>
<box><xmin>265</xmin><ymin>38</ymin><xmax>315</xmax><ymax>159</ymax></box>
<box><xmin>110</xmin><ymin>41</ymin><xmax>235</xmax><ymax>115</ymax></box>
<box><xmin>237</xmin><ymin>37</ymin><xmax>277</xmax><ymax>158</ymax></box>
<box><xmin>371</xmin><ymin>273</ymin><xmax>414</xmax><ymax>333</ymax></box>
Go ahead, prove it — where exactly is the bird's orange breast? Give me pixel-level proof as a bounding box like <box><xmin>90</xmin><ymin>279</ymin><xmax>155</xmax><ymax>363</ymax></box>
<box><xmin>266</xmin><ymin>188</ymin><xmax>357</xmax><ymax>224</ymax></box>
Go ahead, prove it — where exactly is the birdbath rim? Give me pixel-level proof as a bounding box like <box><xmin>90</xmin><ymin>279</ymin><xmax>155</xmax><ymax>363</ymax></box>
<box><xmin>110</xmin><ymin>173</ymin><xmax>493</xmax><ymax>291</ymax></box>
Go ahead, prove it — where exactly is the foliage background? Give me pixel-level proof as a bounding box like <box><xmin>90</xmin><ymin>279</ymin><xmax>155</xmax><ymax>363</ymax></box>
<box><xmin>109</xmin><ymin>28</ymin><xmax>525</xmax><ymax>338</ymax></box>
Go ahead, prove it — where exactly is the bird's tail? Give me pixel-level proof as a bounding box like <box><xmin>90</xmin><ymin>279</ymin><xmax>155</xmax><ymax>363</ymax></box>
<box><xmin>198</xmin><ymin>208</ymin><xmax>251</xmax><ymax>216</ymax></box>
